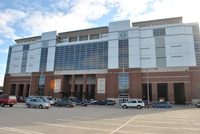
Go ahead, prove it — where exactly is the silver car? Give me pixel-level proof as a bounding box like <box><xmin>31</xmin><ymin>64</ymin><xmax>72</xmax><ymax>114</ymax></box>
<box><xmin>26</xmin><ymin>98</ymin><xmax>50</xmax><ymax>109</ymax></box>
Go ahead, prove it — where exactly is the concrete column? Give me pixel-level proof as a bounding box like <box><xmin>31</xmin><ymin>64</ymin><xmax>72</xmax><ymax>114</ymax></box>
<box><xmin>83</xmin><ymin>74</ymin><xmax>87</xmax><ymax>99</ymax></box>
<box><xmin>168</xmin><ymin>83</ymin><xmax>174</xmax><ymax>103</ymax></box>
<box><xmin>71</xmin><ymin>75</ymin><xmax>75</xmax><ymax>96</ymax></box>
<box><xmin>185</xmin><ymin>82</ymin><xmax>192</xmax><ymax>104</ymax></box>
<box><xmin>15</xmin><ymin>84</ymin><xmax>19</xmax><ymax>96</ymax></box>
<box><xmin>152</xmin><ymin>83</ymin><xmax>158</xmax><ymax>101</ymax></box>
<box><xmin>23</xmin><ymin>84</ymin><xmax>27</xmax><ymax>97</ymax></box>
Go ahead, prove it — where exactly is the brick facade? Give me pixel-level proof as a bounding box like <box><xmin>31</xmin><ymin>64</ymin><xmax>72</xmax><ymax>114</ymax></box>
<box><xmin>3</xmin><ymin>67</ymin><xmax>200</xmax><ymax>104</ymax></box>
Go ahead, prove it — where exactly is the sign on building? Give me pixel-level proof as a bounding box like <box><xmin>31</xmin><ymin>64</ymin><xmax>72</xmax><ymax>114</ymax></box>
<box><xmin>97</xmin><ymin>78</ymin><xmax>105</xmax><ymax>94</ymax></box>
<box><xmin>50</xmin><ymin>79</ymin><xmax>61</xmax><ymax>93</ymax></box>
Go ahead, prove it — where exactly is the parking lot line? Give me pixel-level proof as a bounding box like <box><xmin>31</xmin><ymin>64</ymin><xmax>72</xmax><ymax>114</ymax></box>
<box><xmin>140</xmin><ymin>115</ymin><xmax>192</xmax><ymax>119</ymax></box>
<box><xmin>34</xmin><ymin>122</ymin><xmax>111</xmax><ymax>133</ymax></box>
<box><xmin>125</xmin><ymin>124</ymin><xmax>200</xmax><ymax>131</ymax></box>
<box><xmin>117</xmin><ymin>130</ymin><xmax>154</xmax><ymax>134</ymax></box>
<box><xmin>109</xmin><ymin>115</ymin><xmax>140</xmax><ymax>134</ymax></box>
<box><xmin>70</xmin><ymin>115</ymin><xmax>122</xmax><ymax>121</ymax></box>
<box><xmin>58</xmin><ymin>119</ymin><xmax>121</xmax><ymax>126</ymax></box>
<box><xmin>134</xmin><ymin>120</ymin><xmax>193</xmax><ymax>125</ymax></box>
<box><xmin>0</xmin><ymin>127</ymin><xmax>46</xmax><ymax>134</ymax></box>
<box><xmin>138</xmin><ymin>117</ymin><xmax>195</xmax><ymax>122</ymax></box>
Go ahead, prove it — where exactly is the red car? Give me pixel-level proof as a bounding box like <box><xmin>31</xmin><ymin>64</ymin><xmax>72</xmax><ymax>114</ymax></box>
<box><xmin>0</xmin><ymin>94</ymin><xmax>17</xmax><ymax>107</ymax></box>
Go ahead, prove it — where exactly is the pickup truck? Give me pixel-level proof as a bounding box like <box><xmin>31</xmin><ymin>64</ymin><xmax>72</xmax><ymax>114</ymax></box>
<box><xmin>0</xmin><ymin>94</ymin><xmax>17</xmax><ymax>107</ymax></box>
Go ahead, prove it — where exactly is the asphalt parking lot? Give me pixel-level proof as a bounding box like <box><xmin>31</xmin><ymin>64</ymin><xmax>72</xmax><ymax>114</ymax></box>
<box><xmin>0</xmin><ymin>104</ymin><xmax>200</xmax><ymax>134</ymax></box>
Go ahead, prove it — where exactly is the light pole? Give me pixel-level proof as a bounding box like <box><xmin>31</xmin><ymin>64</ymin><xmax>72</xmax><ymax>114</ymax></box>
<box><xmin>28</xmin><ymin>73</ymin><xmax>32</xmax><ymax>97</ymax></box>
<box><xmin>146</xmin><ymin>68</ymin><xmax>150</xmax><ymax>107</ymax></box>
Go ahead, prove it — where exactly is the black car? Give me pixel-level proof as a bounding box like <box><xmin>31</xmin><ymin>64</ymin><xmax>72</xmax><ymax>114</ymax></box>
<box><xmin>54</xmin><ymin>98</ymin><xmax>74</xmax><ymax>108</ymax></box>
<box><xmin>98</xmin><ymin>100</ymin><xmax>116</xmax><ymax>105</ymax></box>
<box><xmin>73</xmin><ymin>99</ymin><xmax>88</xmax><ymax>106</ymax></box>
<box><xmin>195</xmin><ymin>102</ymin><xmax>200</xmax><ymax>108</ymax></box>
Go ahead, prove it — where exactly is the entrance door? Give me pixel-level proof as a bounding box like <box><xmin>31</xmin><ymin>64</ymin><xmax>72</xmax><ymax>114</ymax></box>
<box><xmin>142</xmin><ymin>84</ymin><xmax>152</xmax><ymax>101</ymax></box>
<box><xmin>18</xmin><ymin>84</ymin><xmax>24</xmax><ymax>97</ymax></box>
<box><xmin>86</xmin><ymin>84</ymin><xmax>95</xmax><ymax>99</ymax></box>
<box><xmin>157</xmin><ymin>83</ymin><xmax>168</xmax><ymax>101</ymax></box>
<box><xmin>174</xmin><ymin>83</ymin><xmax>185</xmax><ymax>104</ymax></box>
<box><xmin>75</xmin><ymin>85</ymin><xmax>83</xmax><ymax>99</ymax></box>
<box><xmin>10</xmin><ymin>84</ymin><xmax>16</xmax><ymax>95</ymax></box>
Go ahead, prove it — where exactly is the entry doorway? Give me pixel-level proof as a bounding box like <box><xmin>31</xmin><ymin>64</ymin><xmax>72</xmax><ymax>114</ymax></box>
<box><xmin>75</xmin><ymin>85</ymin><xmax>83</xmax><ymax>99</ymax></box>
<box><xmin>10</xmin><ymin>84</ymin><xmax>16</xmax><ymax>95</ymax></box>
<box><xmin>142</xmin><ymin>84</ymin><xmax>152</xmax><ymax>101</ymax></box>
<box><xmin>157</xmin><ymin>83</ymin><xmax>168</xmax><ymax>101</ymax></box>
<box><xmin>18</xmin><ymin>84</ymin><xmax>24</xmax><ymax>97</ymax></box>
<box><xmin>86</xmin><ymin>84</ymin><xmax>95</xmax><ymax>99</ymax></box>
<box><xmin>174</xmin><ymin>83</ymin><xmax>186</xmax><ymax>104</ymax></box>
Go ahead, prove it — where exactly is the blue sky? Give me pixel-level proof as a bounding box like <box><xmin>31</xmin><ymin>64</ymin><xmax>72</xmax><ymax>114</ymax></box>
<box><xmin>0</xmin><ymin>0</ymin><xmax>200</xmax><ymax>86</ymax></box>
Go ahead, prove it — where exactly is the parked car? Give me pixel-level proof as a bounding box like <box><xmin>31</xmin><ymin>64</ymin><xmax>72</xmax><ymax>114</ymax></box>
<box><xmin>121</xmin><ymin>99</ymin><xmax>145</xmax><ymax>109</ymax></box>
<box><xmin>98</xmin><ymin>100</ymin><xmax>116</xmax><ymax>105</ymax></box>
<box><xmin>89</xmin><ymin>99</ymin><xmax>98</xmax><ymax>105</ymax></box>
<box><xmin>0</xmin><ymin>94</ymin><xmax>17</xmax><ymax>107</ymax></box>
<box><xmin>16</xmin><ymin>96</ymin><xmax>25</xmax><ymax>102</ymax></box>
<box><xmin>152</xmin><ymin>101</ymin><xmax>172</xmax><ymax>108</ymax></box>
<box><xmin>46</xmin><ymin>97</ymin><xmax>55</xmax><ymax>105</ymax></box>
<box><xmin>54</xmin><ymin>98</ymin><xmax>74</xmax><ymax>108</ymax></box>
<box><xmin>195</xmin><ymin>102</ymin><xmax>200</xmax><ymax>108</ymax></box>
<box><xmin>26</xmin><ymin>98</ymin><xmax>50</xmax><ymax>109</ymax></box>
<box><xmin>74</xmin><ymin>99</ymin><xmax>88</xmax><ymax>106</ymax></box>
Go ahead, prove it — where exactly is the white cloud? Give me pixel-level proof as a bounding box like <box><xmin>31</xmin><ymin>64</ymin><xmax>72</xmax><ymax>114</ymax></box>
<box><xmin>0</xmin><ymin>48</ymin><xmax>8</xmax><ymax>54</ymax></box>
<box><xmin>0</xmin><ymin>39</ymin><xmax>4</xmax><ymax>45</ymax></box>
<box><xmin>22</xmin><ymin>0</ymin><xmax>111</xmax><ymax>34</ymax></box>
<box><xmin>0</xmin><ymin>75</ymin><xmax>4</xmax><ymax>86</ymax></box>
<box><xmin>110</xmin><ymin>0</ymin><xmax>200</xmax><ymax>24</ymax></box>
<box><xmin>0</xmin><ymin>9</ymin><xmax>26</xmax><ymax>39</ymax></box>
<box><xmin>0</xmin><ymin>64</ymin><xmax>6</xmax><ymax>86</ymax></box>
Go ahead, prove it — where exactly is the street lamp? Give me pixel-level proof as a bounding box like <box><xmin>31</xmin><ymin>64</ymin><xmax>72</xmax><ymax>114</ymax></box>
<box><xmin>146</xmin><ymin>68</ymin><xmax>150</xmax><ymax>107</ymax></box>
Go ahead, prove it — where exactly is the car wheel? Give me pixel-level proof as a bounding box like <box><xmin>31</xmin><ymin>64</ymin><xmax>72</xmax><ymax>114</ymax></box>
<box><xmin>39</xmin><ymin>105</ymin><xmax>43</xmax><ymax>109</ymax></box>
<box><xmin>66</xmin><ymin>104</ymin><xmax>70</xmax><ymax>108</ymax></box>
<box><xmin>55</xmin><ymin>103</ymin><xmax>58</xmax><ymax>107</ymax></box>
<box><xmin>122</xmin><ymin>105</ymin><xmax>127</xmax><ymax>109</ymax></box>
<box><xmin>9</xmin><ymin>104</ymin><xmax>13</xmax><ymax>107</ymax></box>
<box><xmin>1</xmin><ymin>103</ymin><xmax>5</xmax><ymax>107</ymax></box>
<box><xmin>137</xmin><ymin>105</ymin><xmax>142</xmax><ymax>109</ymax></box>
<box><xmin>27</xmin><ymin>104</ymin><xmax>31</xmax><ymax>108</ymax></box>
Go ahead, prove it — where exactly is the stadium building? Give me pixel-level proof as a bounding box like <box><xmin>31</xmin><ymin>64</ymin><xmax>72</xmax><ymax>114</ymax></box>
<box><xmin>3</xmin><ymin>17</ymin><xmax>200</xmax><ymax>104</ymax></box>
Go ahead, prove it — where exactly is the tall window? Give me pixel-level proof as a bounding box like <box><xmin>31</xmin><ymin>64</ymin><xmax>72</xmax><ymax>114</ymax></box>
<box><xmin>6</xmin><ymin>47</ymin><xmax>12</xmax><ymax>74</ymax></box>
<box><xmin>21</xmin><ymin>45</ymin><xmax>29</xmax><ymax>73</ymax></box>
<box><xmin>118</xmin><ymin>72</ymin><xmax>129</xmax><ymax>93</ymax></box>
<box><xmin>54</xmin><ymin>42</ymin><xmax>108</xmax><ymax>71</ymax></box>
<box><xmin>118</xmin><ymin>40</ymin><xmax>129</xmax><ymax>68</ymax></box>
<box><xmin>40</xmin><ymin>48</ymin><xmax>48</xmax><ymax>72</ymax></box>
<box><xmin>38</xmin><ymin>74</ymin><xmax>45</xmax><ymax>96</ymax></box>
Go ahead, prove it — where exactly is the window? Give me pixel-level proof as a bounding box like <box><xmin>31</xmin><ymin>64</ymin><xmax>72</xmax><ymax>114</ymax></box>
<box><xmin>118</xmin><ymin>40</ymin><xmax>129</xmax><ymax>68</ymax></box>
<box><xmin>54</xmin><ymin>42</ymin><xmax>108</xmax><ymax>71</ymax></box>
<box><xmin>79</xmin><ymin>35</ymin><xmax>88</xmax><ymax>41</ymax></box>
<box><xmin>69</xmin><ymin>37</ymin><xmax>78</xmax><ymax>42</ymax></box>
<box><xmin>90</xmin><ymin>34</ymin><xmax>99</xmax><ymax>40</ymax></box>
<box><xmin>38</xmin><ymin>74</ymin><xmax>45</xmax><ymax>96</ymax></box>
<box><xmin>23</xmin><ymin>45</ymin><xmax>29</xmax><ymax>50</ymax></box>
<box><xmin>40</xmin><ymin>48</ymin><xmax>48</xmax><ymax>72</ymax></box>
<box><xmin>6</xmin><ymin>47</ymin><xmax>12</xmax><ymax>74</ymax></box>
<box><xmin>118</xmin><ymin>72</ymin><xmax>129</xmax><ymax>93</ymax></box>
<box><xmin>153</xmin><ymin>28</ymin><xmax>166</xmax><ymax>36</ymax></box>
<box><xmin>132</xmin><ymin>101</ymin><xmax>137</xmax><ymax>103</ymax></box>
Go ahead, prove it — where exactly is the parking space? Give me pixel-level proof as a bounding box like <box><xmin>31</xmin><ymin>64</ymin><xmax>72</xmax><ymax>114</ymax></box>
<box><xmin>0</xmin><ymin>104</ymin><xmax>200</xmax><ymax>134</ymax></box>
